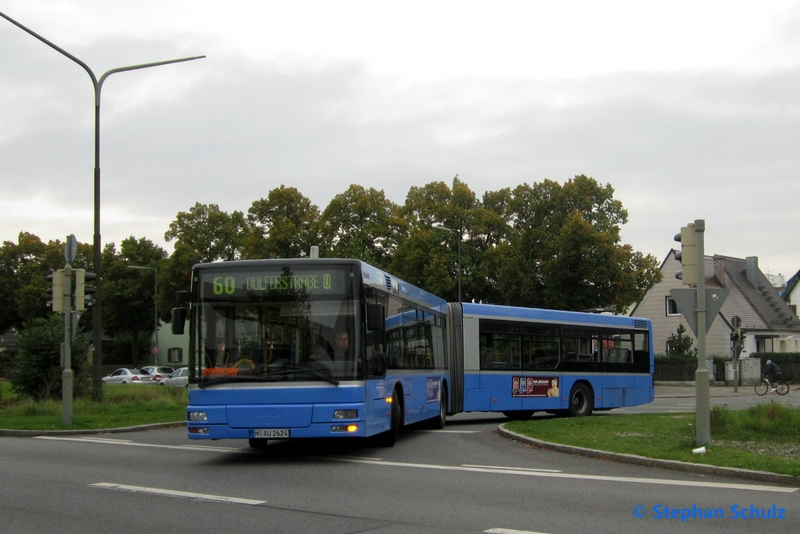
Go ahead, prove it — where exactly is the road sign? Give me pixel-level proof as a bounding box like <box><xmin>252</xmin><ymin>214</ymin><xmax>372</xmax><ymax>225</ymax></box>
<box><xmin>669</xmin><ymin>287</ymin><xmax>729</xmax><ymax>337</ymax></box>
<box><xmin>65</xmin><ymin>234</ymin><xmax>77</xmax><ymax>263</ymax></box>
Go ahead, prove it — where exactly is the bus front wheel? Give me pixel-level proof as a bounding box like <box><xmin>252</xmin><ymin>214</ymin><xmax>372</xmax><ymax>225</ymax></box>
<box><xmin>374</xmin><ymin>390</ymin><xmax>401</xmax><ymax>447</ymax></box>
<box><xmin>568</xmin><ymin>383</ymin><xmax>593</xmax><ymax>417</ymax></box>
<box><xmin>248</xmin><ymin>438</ymin><xmax>269</xmax><ymax>449</ymax></box>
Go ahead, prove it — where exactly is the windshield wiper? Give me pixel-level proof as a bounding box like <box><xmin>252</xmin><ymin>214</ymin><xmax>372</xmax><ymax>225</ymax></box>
<box><xmin>198</xmin><ymin>375</ymin><xmax>281</xmax><ymax>388</ymax></box>
<box><xmin>279</xmin><ymin>364</ymin><xmax>340</xmax><ymax>386</ymax></box>
<box><xmin>198</xmin><ymin>365</ymin><xmax>339</xmax><ymax>388</ymax></box>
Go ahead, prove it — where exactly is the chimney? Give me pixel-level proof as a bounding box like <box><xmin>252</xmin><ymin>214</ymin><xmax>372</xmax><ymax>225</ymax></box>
<box><xmin>746</xmin><ymin>257</ymin><xmax>760</xmax><ymax>289</ymax></box>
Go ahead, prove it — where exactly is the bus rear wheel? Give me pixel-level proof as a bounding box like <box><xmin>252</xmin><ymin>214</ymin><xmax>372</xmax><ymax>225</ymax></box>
<box><xmin>568</xmin><ymin>383</ymin><xmax>593</xmax><ymax>417</ymax></box>
<box><xmin>429</xmin><ymin>386</ymin><xmax>448</xmax><ymax>429</ymax></box>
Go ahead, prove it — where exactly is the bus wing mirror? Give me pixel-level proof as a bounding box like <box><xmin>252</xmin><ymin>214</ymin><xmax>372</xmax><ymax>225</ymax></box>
<box><xmin>366</xmin><ymin>303</ymin><xmax>385</xmax><ymax>332</ymax></box>
<box><xmin>171</xmin><ymin>307</ymin><xmax>187</xmax><ymax>335</ymax></box>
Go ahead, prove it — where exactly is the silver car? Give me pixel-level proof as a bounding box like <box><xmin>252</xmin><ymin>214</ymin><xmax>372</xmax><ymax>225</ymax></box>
<box><xmin>158</xmin><ymin>367</ymin><xmax>189</xmax><ymax>388</ymax></box>
<box><xmin>141</xmin><ymin>365</ymin><xmax>175</xmax><ymax>382</ymax></box>
<box><xmin>101</xmin><ymin>368</ymin><xmax>150</xmax><ymax>384</ymax></box>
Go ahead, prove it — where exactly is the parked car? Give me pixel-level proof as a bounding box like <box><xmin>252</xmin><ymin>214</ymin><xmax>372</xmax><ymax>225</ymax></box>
<box><xmin>141</xmin><ymin>365</ymin><xmax>175</xmax><ymax>382</ymax></box>
<box><xmin>158</xmin><ymin>367</ymin><xmax>189</xmax><ymax>387</ymax></box>
<box><xmin>101</xmin><ymin>368</ymin><xmax>150</xmax><ymax>384</ymax></box>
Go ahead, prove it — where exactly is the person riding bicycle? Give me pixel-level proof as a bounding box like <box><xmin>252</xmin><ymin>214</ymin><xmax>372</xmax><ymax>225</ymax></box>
<box><xmin>764</xmin><ymin>359</ymin><xmax>782</xmax><ymax>391</ymax></box>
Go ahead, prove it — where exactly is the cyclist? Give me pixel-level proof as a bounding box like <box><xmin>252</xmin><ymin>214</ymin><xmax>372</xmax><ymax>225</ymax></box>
<box><xmin>764</xmin><ymin>359</ymin><xmax>783</xmax><ymax>392</ymax></box>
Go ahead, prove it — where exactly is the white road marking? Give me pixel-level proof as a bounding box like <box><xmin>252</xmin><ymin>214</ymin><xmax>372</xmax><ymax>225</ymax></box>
<box><xmin>316</xmin><ymin>457</ymin><xmax>797</xmax><ymax>493</ymax></box>
<box><xmin>37</xmin><ymin>436</ymin><xmax>797</xmax><ymax>493</ymax></box>
<box><xmin>35</xmin><ymin>436</ymin><xmax>241</xmax><ymax>453</ymax></box>
<box><xmin>463</xmin><ymin>464</ymin><xmax>562</xmax><ymax>473</ymax></box>
<box><xmin>411</xmin><ymin>430</ymin><xmax>482</xmax><ymax>433</ymax></box>
<box><xmin>484</xmin><ymin>529</ymin><xmax>552</xmax><ymax>534</ymax></box>
<box><xmin>91</xmin><ymin>482</ymin><xmax>265</xmax><ymax>505</ymax></box>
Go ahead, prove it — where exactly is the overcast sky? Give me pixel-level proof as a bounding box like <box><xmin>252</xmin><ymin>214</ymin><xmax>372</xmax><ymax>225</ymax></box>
<box><xmin>2</xmin><ymin>0</ymin><xmax>799</xmax><ymax>279</ymax></box>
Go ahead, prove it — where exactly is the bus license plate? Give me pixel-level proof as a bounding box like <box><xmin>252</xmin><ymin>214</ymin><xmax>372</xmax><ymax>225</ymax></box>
<box><xmin>254</xmin><ymin>429</ymin><xmax>290</xmax><ymax>438</ymax></box>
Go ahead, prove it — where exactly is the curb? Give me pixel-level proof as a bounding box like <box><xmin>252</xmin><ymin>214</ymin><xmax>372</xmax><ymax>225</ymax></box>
<box><xmin>497</xmin><ymin>424</ymin><xmax>800</xmax><ymax>488</ymax></box>
<box><xmin>0</xmin><ymin>421</ymin><xmax>185</xmax><ymax>437</ymax></box>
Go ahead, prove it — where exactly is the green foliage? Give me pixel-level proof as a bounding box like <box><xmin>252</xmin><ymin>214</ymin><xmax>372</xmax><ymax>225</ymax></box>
<box><xmin>244</xmin><ymin>186</ymin><xmax>321</xmax><ymax>260</ymax></box>
<box><xmin>0</xmin><ymin>383</ymin><xmax>186</xmax><ymax>430</ymax></box>
<box><xmin>507</xmin><ymin>410</ymin><xmax>800</xmax><ymax>477</ymax></box>
<box><xmin>100</xmin><ymin>237</ymin><xmax>166</xmax><ymax>367</ymax></box>
<box><xmin>164</xmin><ymin>202</ymin><xmax>247</xmax><ymax>262</ymax></box>
<box><xmin>666</xmin><ymin>323</ymin><xmax>697</xmax><ymax>358</ymax></box>
<box><xmin>8</xmin><ymin>315</ymin><xmax>89</xmax><ymax>400</ymax></box>
<box><xmin>711</xmin><ymin>402</ymin><xmax>800</xmax><ymax>443</ymax></box>
<box><xmin>319</xmin><ymin>184</ymin><xmax>406</xmax><ymax>269</ymax></box>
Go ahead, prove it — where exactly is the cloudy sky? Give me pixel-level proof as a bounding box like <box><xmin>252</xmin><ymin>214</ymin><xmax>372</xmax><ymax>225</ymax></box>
<box><xmin>2</xmin><ymin>1</ymin><xmax>799</xmax><ymax>279</ymax></box>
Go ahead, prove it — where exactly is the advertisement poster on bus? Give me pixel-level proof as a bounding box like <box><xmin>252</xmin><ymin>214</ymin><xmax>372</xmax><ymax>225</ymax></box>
<box><xmin>426</xmin><ymin>378</ymin><xmax>440</xmax><ymax>403</ymax></box>
<box><xmin>512</xmin><ymin>377</ymin><xmax>559</xmax><ymax>397</ymax></box>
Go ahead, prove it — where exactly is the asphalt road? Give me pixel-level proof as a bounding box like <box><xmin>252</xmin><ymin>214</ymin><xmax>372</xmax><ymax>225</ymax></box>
<box><xmin>1</xmin><ymin>388</ymin><xmax>798</xmax><ymax>534</ymax></box>
<box><xmin>618</xmin><ymin>384</ymin><xmax>800</xmax><ymax>414</ymax></box>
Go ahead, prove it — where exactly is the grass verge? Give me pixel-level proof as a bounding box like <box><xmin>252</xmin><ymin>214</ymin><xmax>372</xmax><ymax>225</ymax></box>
<box><xmin>505</xmin><ymin>403</ymin><xmax>800</xmax><ymax>478</ymax></box>
<box><xmin>0</xmin><ymin>381</ymin><xmax>186</xmax><ymax>431</ymax></box>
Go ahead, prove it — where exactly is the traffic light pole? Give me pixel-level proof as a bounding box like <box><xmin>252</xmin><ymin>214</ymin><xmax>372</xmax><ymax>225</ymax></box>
<box><xmin>62</xmin><ymin>263</ymin><xmax>73</xmax><ymax>425</ymax></box>
<box><xmin>671</xmin><ymin>219</ymin><xmax>716</xmax><ymax>447</ymax></box>
<box><xmin>693</xmin><ymin>220</ymin><xmax>710</xmax><ymax>447</ymax></box>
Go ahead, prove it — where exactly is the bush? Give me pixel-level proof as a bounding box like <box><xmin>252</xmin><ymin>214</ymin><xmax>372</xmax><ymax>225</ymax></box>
<box><xmin>8</xmin><ymin>315</ymin><xmax>90</xmax><ymax>400</ymax></box>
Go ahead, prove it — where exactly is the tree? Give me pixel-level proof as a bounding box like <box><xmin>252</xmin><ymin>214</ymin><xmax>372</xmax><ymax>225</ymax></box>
<box><xmin>497</xmin><ymin>176</ymin><xmax>661</xmax><ymax>313</ymax></box>
<box><xmin>101</xmin><ymin>237</ymin><xmax>166</xmax><ymax>366</ymax></box>
<box><xmin>666</xmin><ymin>323</ymin><xmax>697</xmax><ymax>358</ymax></box>
<box><xmin>244</xmin><ymin>186</ymin><xmax>321</xmax><ymax>259</ymax></box>
<box><xmin>319</xmin><ymin>184</ymin><xmax>406</xmax><ymax>269</ymax></box>
<box><xmin>0</xmin><ymin>232</ymin><xmax>91</xmax><ymax>334</ymax></box>
<box><xmin>392</xmin><ymin>176</ymin><xmax>479</xmax><ymax>302</ymax></box>
<box><xmin>9</xmin><ymin>315</ymin><xmax>89</xmax><ymax>400</ymax></box>
<box><xmin>160</xmin><ymin>241</ymin><xmax>201</xmax><ymax>320</ymax></box>
<box><xmin>165</xmin><ymin>203</ymin><xmax>247</xmax><ymax>262</ymax></box>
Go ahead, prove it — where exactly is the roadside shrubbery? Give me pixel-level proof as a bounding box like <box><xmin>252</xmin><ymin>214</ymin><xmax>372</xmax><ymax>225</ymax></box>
<box><xmin>7</xmin><ymin>315</ymin><xmax>89</xmax><ymax>400</ymax></box>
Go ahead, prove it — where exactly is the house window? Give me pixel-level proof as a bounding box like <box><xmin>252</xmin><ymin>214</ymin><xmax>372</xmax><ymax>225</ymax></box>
<box><xmin>665</xmin><ymin>296</ymin><xmax>680</xmax><ymax>316</ymax></box>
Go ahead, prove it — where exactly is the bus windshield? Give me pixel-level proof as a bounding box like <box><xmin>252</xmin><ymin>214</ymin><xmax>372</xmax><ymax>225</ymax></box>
<box><xmin>194</xmin><ymin>264</ymin><xmax>360</xmax><ymax>384</ymax></box>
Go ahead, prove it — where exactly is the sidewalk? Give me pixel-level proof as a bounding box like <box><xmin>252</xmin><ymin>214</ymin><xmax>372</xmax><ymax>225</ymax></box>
<box><xmin>655</xmin><ymin>383</ymin><xmax>764</xmax><ymax>398</ymax></box>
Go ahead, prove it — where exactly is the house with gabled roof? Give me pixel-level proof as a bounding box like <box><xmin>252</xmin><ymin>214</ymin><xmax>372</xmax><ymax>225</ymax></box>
<box><xmin>629</xmin><ymin>252</ymin><xmax>800</xmax><ymax>357</ymax></box>
<box><xmin>780</xmin><ymin>269</ymin><xmax>800</xmax><ymax>317</ymax></box>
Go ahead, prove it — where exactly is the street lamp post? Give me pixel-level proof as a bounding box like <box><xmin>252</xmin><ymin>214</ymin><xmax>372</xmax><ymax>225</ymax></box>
<box><xmin>432</xmin><ymin>224</ymin><xmax>462</xmax><ymax>302</ymax></box>
<box><xmin>127</xmin><ymin>266</ymin><xmax>159</xmax><ymax>368</ymax></box>
<box><xmin>1</xmin><ymin>11</ymin><xmax>204</xmax><ymax>400</ymax></box>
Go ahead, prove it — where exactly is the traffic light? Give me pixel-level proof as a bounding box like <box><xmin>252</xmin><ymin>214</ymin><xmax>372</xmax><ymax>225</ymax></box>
<box><xmin>674</xmin><ymin>223</ymin><xmax>698</xmax><ymax>287</ymax></box>
<box><xmin>74</xmin><ymin>269</ymin><xmax>96</xmax><ymax>311</ymax></box>
<box><xmin>46</xmin><ymin>270</ymin><xmax>65</xmax><ymax>312</ymax></box>
<box><xmin>730</xmin><ymin>328</ymin><xmax>742</xmax><ymax>346</ymax></box>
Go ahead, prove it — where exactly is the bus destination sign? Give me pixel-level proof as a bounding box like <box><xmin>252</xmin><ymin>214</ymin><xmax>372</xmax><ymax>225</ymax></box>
<box><xmin>201</xmin><ymin>268</ymin><xmax>348</xmax><ymax>299</ymax></box>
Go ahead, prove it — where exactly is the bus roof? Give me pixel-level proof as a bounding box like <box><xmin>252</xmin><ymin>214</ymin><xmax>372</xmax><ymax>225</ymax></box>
<box><xmin>461</xmin><ymin>302</ymin><xmax>651</xmax><ymax>330</ymax></box>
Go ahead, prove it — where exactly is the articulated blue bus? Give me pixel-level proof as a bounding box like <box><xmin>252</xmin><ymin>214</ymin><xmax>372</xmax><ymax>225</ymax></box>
<box><xmin>175</xmin><ymin>258</ymin><xmax>450</xmax><ymax>447</ymax></box>
<box><xmin>173</xmin><ymin>258</ymin><xmax>653</xmax><ymax>447</ymax></box>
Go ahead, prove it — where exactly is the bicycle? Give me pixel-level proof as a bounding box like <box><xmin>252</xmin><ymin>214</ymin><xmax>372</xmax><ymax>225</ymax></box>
<box><xmin>754</xmin><ymin>376</ymin><xmax>789</xmax><ymax>396</ymax></box>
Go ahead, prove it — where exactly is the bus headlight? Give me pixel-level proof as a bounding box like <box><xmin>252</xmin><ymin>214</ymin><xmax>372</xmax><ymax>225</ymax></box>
<box><xmin>333</xmin><ymin>409</ymin><xmax>358</xmax><ymax>420</ymax></box>
<box><xmin>188</xmin><ymin>411</ymin><xmax>208</xmax><ymax>422</ymax></box>
<box><xmin>332</xmin><ymin>424</ymin><xmax>359</xmax><ymax>433</ymax></box>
